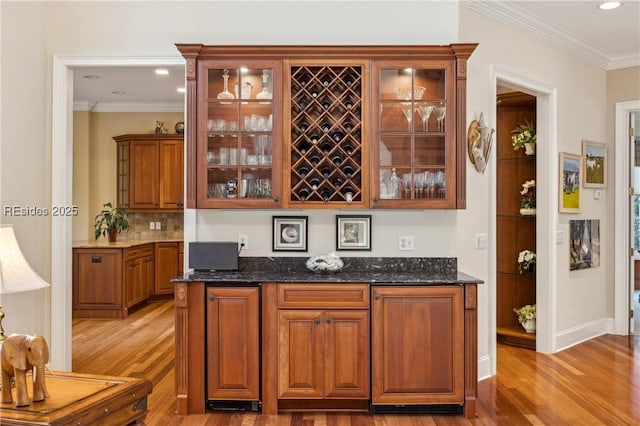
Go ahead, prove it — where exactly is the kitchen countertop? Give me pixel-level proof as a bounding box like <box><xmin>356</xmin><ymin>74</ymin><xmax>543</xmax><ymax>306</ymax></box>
<box><xmin>173</xmin><ymin>256</ymin><xmax>483</xmax><ymax>285</ymax></box>
<box><xmin>73</xmin><ymin>238</ymin><xmax>183</xmax><ymax>249</ymax></box>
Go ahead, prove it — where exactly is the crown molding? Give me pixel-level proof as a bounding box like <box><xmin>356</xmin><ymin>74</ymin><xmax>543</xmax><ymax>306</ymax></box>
<box><xmin>73</xmin><ymin>101</ymin><xmax>184</xmax><ymax>113</ymax></box>
<box><xmin>465</xmin><ymin>0</ymin><xmax>637</xmax><ymax>71</ymax></box>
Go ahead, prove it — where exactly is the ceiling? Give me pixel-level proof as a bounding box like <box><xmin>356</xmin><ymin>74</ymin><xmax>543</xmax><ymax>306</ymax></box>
<box><xmin>72</xmin><ymin>1</ymin><xmax>639</xmax><ymax>109</ymax></box>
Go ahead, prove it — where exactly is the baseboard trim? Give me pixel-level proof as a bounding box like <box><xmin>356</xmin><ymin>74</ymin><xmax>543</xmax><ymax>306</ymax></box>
<box><xmin>555</xmin><ymin>318</ymin><xmax>609</xmax><ymax>352</ymax></box>
<box><xmin>478</xmin><ymin>354</ymin><xmax>492</xmax><ymax>381</ymax></box>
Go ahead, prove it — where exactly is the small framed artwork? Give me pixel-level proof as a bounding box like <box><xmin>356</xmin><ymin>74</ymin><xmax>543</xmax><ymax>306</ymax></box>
<box><xmin>582</xmin><ymin>140</ymin><xmax>606</xmax><ymax>188</ymax></box>
<box><xmin>569</xmin><ymin>219</ymin><xmax>600</xmax><ymax>270</ymax></box>
<box><xmin>560</xmin><ymin>152</ymin><xmax>581</xmax><ymax>213</ymax></box>
<box><xmin>272</xmin><ymin>216</ymin><xmax>308</xmax><ymax>252</ymax></box>
<box><xmin>336</xmin><ymin>215</ymin><xmax>372</xmax><ymax>251</ymax></box>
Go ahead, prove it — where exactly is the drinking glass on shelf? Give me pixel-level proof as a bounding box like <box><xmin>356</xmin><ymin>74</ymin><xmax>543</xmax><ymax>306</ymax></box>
<box><xmin>216</xmin><ymin>69</ymin><xmax>235</xmax><ymax>101</ymax></box>
<box><xmin>400</xmin><ymin>103</ymin><xmax>414</xmax><ymax>131</ymax></box>
<box><xmin>415</xmin><ymin>172</ymin><xmax>425</xmax><ymax>199</ymax></box>
<box><xmin>418</xmin><ymin>103</ymin><xmax>435</xmax><ymax>132</ymax></box>
<box><xmin>402</xmin><ymin>173</ymin><xmax>412</xmax><ymax>199</ymax></box>
<box><xmin>435</xmin><ymin>102</ymin><xmax>446</xmax><ymax>132</ymax></box>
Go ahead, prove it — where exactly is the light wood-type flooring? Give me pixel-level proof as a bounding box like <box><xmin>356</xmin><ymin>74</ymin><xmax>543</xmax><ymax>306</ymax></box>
<box><xmin>72</xmin><ymin>300</ymin><xmax>640</xmax><ymax>425</ymax></box>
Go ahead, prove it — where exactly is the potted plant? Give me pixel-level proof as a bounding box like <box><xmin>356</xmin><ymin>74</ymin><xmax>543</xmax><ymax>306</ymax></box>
<box><xmin>519</xmin><ymin>179</ymin><xmax>536</xmax><ymax>215</ymax></box>
<box><xmin>94</xmin><ymin>202</ymin><xmax>129</xmax><ymax>242</ymax></box>
<box><xmin>517</xmin><ymin>249</ymin><xmax>536</xmax><ymax>274</ymax></box>
<box><xmin>513</xmin><ymin>304</ymin><xmax>536</xmax><ymax>333</ymax></box>
<box><xmin>511</xmin><ymin>120</ymin><xmax>536</xmax><ymax>155</ymax></box>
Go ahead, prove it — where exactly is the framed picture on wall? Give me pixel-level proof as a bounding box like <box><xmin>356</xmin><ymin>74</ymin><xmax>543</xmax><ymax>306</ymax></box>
<box><xmin>272</xmin><ymin>216</ymin><xmax>308</xmax><ymax>252</ymax></box>
<box><xmin>559</xmin><ymin>152</ymin><xmax>581</xmax><ymax>213</ymax></box>
<box><xmin>582</xmin><ymin>140</ymin><xmax>606</xmax><ymax>188</ymax></box>
<box><xmin>336</xmin><ymin>215</ymin><xmax>371</xmax><ymax>251</ymax></box>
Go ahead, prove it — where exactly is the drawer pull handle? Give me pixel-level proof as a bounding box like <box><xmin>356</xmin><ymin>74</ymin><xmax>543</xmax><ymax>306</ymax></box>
<box><xmin>91</xmin><ymin>256</ymin><xmax>102</xmax><ymax>263</ymax></box>
<box><xmin>314</xmin><ymin>317</ymin><xmax>321</xmax><ymax>324</ymax></box>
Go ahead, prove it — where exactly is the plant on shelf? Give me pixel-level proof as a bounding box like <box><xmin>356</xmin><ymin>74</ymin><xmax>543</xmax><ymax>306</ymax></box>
<box><xmin>517</xmin><ymin>249</ymin><xmax>536</xmax><ymax>274</ymax></box>
<box><xmin>511</xmin><ymin>120</ymin><xmax>536</xmax><ymax>155</ymax></box>
<box><xmin>519</xmin><ymin>179</ymin><xmax>536</xmax><ymax>215</ymax></box>
<box><xmin>94</xmin><ymin>202</ymin><xmax>129</xmax><ymax>242</ymax></box>
<box><xmin>513</xmin><ymin>304</ymin><xmax>536</xmax><ymax>333</ymax></box>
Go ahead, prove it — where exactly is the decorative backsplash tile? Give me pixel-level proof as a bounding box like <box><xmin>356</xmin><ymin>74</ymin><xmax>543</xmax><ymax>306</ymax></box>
<box><xmin>121</xmin><ymin>212</ymin><xmax>183</xmax><ymax>240</ymax></box>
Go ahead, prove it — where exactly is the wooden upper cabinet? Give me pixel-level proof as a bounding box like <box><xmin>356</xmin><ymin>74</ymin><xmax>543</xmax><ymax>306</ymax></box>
<box><xmin>113</xmin><ymin>134</ymin><xmax>184</xmax><ymax>211</ymax></box>
<box><xmin>176</xmin><ymin>44</ymin><xmax>476</xmax><ymax>209</ymax></box>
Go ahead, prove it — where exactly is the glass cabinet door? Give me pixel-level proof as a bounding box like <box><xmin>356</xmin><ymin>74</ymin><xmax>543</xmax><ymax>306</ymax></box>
<box><xmin>373</xmin><ymin>61</ymin><xmax>455</xmax><ymax>208</ymax></box>
<box><xmin>199</xmin><ymin>61</ymin><xmax>281</xmax><ymax>207</ymax></box>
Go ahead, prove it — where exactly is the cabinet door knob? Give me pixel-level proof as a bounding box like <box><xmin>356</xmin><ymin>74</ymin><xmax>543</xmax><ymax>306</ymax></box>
<box><xmin>326</xmin><ymin>318</ymin><xmax>332</xmax><ymax>324</ymax></box>
<box><xmin>374</xmin><ymin>294</ymin><xmax>381</xmax><ymax>300</ymax></box>
<box><xmin>373</xmin><ymin>197</ymin><xmax>378</xmax><ymax>202</ymax></box>
<box><xmin>315</xmin><ymin>317</ymin><xmax>321</xmax><ymax>324</ymax></box>
<box><xmin>273</xmin><ymin>196</ymin><xmax>279</xmax><ymax>202</ymax></box>
<box><xmin>208</xmin><ymin>294</ymin><xmax>215</xmax><ymax>301</ymax></box>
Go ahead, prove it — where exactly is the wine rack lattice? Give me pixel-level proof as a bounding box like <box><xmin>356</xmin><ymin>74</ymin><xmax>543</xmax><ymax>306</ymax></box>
<box><xmin>289</xmin><ymin>65</ymin><xmax>363</xmax><ymax>203</ymax></box>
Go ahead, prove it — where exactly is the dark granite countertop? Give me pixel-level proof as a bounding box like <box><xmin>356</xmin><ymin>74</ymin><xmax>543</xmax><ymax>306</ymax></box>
<box><xmin>173</xmin><ymin>256</ymin><xmax>483</xmax><ymax>285</ymax></box>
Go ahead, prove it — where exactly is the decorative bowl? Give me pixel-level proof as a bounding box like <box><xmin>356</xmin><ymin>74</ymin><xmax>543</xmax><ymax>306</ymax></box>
<box><xmin>305</xmin><ymin>252</ymin><xmax>344</xmax><ymax>274</ymax></box>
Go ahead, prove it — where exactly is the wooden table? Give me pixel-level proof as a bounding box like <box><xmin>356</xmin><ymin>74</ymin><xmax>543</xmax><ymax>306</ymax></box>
<box><xmin>0</xmin><ymin>371</ymin><xmax>152</xmax><ymax>425</ymax></box>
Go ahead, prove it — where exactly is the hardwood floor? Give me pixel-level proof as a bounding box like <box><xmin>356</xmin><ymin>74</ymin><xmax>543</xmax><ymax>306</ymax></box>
<box><xmin>72</xmin><ymin>300</ymin><xmax>640</xmax><ymax>425</ymax></box>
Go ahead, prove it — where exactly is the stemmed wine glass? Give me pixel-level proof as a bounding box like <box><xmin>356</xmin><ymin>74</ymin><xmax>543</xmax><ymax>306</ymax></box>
<box><xmin>417</xmin><ymin>103</ymin><xmax>435</xmax><ymax>132</ymax></box>
<box><xmin>217</xmin><ymin>69</ymin><xmax>235</xmax><ymax>101</ymax></box>
<box><xmin>394</xmin><ymin>87</ymin><xmax>425</xmax><ymax>131</ymax></box>
<box><xmin>434</xmin><ymin>102</ymin><xmax>446</xmax><ymax>132</ymax></box>
<box><xmin>400</xmin><ymin>103</ymin><xmax>414</xmax><ymax>131</ymax></box>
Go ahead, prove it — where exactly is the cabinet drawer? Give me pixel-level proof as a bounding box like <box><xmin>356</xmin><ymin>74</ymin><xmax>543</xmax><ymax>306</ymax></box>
<box><xmin>278</xmin><ymin>283</ymin><xmax>369</xmax><ymax>309</ymax></box>
<box><xmin>126</xmin><ymin>244</ymin><xmax>154</xmax><ymax>260</ymax></box>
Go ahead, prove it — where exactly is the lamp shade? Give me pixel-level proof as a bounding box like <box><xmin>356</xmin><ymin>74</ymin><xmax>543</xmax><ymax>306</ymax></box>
<box><xmin>0</xmin><ymin>224</ymin><xmax>50</xmax><ymax>294</ymax></box>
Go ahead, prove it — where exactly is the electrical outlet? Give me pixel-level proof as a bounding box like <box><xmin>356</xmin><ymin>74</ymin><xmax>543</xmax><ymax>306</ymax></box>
<box><xmin>398</xmin><ymin>235</ymin><xmax>415</xmax><ymax>251</ymax></box>
<box><xmin>149</xmin><ymin>222</ymin><xmax>155</xmax><ymax>230</ymax></box>
<box><xmin>155</xmin><ymin>221</ymin><xmax>161</xmax><ymax>230</ymax></box>
<box><xmin>238</xmin><ymin>235</ymin><xmax>248</xmax><ymax>250</ymax></box>
<box><xmin>476</xmin><ymin>234</ymin><xmax>488</xmax><ymax>249</ymax></box>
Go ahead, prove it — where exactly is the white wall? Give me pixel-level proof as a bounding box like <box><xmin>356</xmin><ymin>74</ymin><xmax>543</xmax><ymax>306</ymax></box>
<box><xmin>0</xmin><ymin>1</ymin><xmax>616</xmax><ymax>375</ymax></box>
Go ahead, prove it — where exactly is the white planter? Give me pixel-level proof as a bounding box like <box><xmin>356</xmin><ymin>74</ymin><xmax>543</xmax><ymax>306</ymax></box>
<box><xmin>521</xmin><ymin>319</ymin><xmax>536</xmax><ymax>333</ymax></box>
<box><xmin>520</xmin><ymin>208</ymin><xmax>536</xmax><ymax>216</ymax></box>
<box><xmin>524</xmin><ymin>142</ymin><xmax>536</xmax><ymax>155</ymax></box>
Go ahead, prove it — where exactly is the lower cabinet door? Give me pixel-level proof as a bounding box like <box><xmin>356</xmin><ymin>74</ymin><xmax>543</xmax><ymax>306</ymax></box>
<box><xmin>371</xmin><ymin>286</ymin><xmax>464</xmax><ymax>405</ymax></box>
<box><xmin>323</xmin><ymin>310</ymin><xmax>370</xmax><ymax>398</ymax></box>
<box><xmin>206</xmin><ymin>287</ymin><xmax>260</xmax><ymax>400</ymax></box>
<box><xmin>278</xmin><ymin>310</ymin><xmax>324</xmax><ymax>398</ymax></box>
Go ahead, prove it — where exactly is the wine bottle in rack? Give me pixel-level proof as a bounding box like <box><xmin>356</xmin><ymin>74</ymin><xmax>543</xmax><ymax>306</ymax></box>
<box><xmin>309</xmin><ymin>133</ymin><xmax>320</xmax><ymax>144</ymax></box>
<box><xmin>309</xmin><ymin>177</ymin><xmax>321</xmax><ymax>190</ymax></box>
<box><xmin>310</xmin><ymin>88</ymin><xmax>319</xmax><ymax>98</ymax></box>
<box><xmin>321</xmin><ymin>166</ymin><xmax>331</xmax><ymax>178</ymax></box>
<box><xmin>298</xmin><ymin>187</ymin><xmax>310</xmax><ymax>201</ymax></box>
<box><xmin>321</xmin><ymin>122</ymin><xmax>331</xmax><ymax>133</ymax></box>
<box><xmin>299</xmin><ymin>122</ymin><xmax>309</xmax><ymax>132</ymax></box>
<box><xmin>298</xmin><ymin>165</ymin><xmax>310</xmax><ymax>178</ymax></box>
<box><xmin>331</xmin><ymin>131</ymin><xmax>343</xmax><ymax>143</ymax></box>
<box><xmin>343</xmin><ymin>121</ymin><xmax>354</xmax><ymax>133</ymax></box>
<box><xmin>299</xmin><ymin>99</ymin><xmax>308</xmax><ymax>109</ymax></box>
<box><xmin>343</xmin><ymin>144</ymin><xmax>354</xmax><ymax>156</ymax></box>
<box><xmin>309</xmin><ymin>155</ymin><xmax>321</xmax><ymax>167</ymax></box>
<box><xmin>321</xmin><ymin>188</ymin><xmax>331</xmax><ymax>202</ymax></box>
<box><xmin>320</xmin><ymin>141</ymin><xmax>333</xmax><ymax>155</ymax></box>
<box><xmin>298</xmin><ymin>140</ymin><xmax>311</xmax><ymax>155</ymax></box>
<box><xmin>331</xmin><ymin>155</ymin><xmax>342</xmax><ymax>166</ymax></box>
<box><xmin>332</xmin><ymin>177</ymin><xmax>343</xmax><ymax>189</ymax></box>
<box><xmin>342</xmin><ymin>185</ymin><xmax>355</xmax><ymax>203</ymax></box>
<box><xmin>322</xmin><ymin>99</ymin><xmax>331</xmax><ymax>110</ymax></box>
<box><xmin>342</xmin><ymin>164</ymin><xmax>355</xmax><ymax>178</ymax></box>
<box><xmin>345</xmin><ymin>99</ymin><xmax>354</xmax><ymax>110</ymax></box>
<box><xmin>299</xmin><ymin>78</ymin><xmax>308</xmax><ymax>87</ymax></box>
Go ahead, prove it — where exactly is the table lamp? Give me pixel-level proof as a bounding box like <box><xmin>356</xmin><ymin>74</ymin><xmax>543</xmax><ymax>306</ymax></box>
<box><xmin>0</xmin><ymin>224</ymin><xmax>50</xmax><ymax>341</ymax></box>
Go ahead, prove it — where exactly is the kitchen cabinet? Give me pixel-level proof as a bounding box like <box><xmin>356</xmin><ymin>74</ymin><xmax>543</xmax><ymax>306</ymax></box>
<box><xmin>496</xmin><ymin>92</ymin><xmax>536</xmax><ymax>349</ymax></box>
<box><xmin>73</xmin><ymin>243</ymin><xmax>155</xmax><ymax>319</ymax></box>
<box><xmin>154</xmin><ymin>241</ymin><xmax>183</xmax><ymax>296</ymax></box>
<box><xmin>113</xmin><ymin>134</ymin><xmax>184</xmax><ymax>211</ymax></box>
<box><xmin>371</xmin><ymin>286</ymin><xmax>464</xmax><ymax>408</ymax></box>
<box><xmin>176</xmin><ymin>44</ymin><xmax>476</xmax><ymax>210</ymax></box>
<box><xmin>206</xmin><ymin>286</ymin><xmax>260</xmax><ymax>403</ymax></box>
<box><xmin>277</xmin><ymin>284</ymin><xmax>370</xmax><ymax>408</ymax></box>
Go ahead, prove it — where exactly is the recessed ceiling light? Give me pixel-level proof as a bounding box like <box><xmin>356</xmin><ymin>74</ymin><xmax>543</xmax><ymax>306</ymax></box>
<box><xmin>155</xmin><ymin>68</ymin><xmax>169</xmax><ymax>75</ymax></box>
<box><xmin>598</xmin><ymin>1</ymin><xmax>621</xmax><ymax>10</ymax></box>
<box><xmin>83</xmin><ymin>74</ymin><xmax>100</xmax><ymax>80</ymax></box>
<box><xmin>177</xmin><ymin>87</ymin><xmax>186</xmax><ymax>93</ymax></box>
